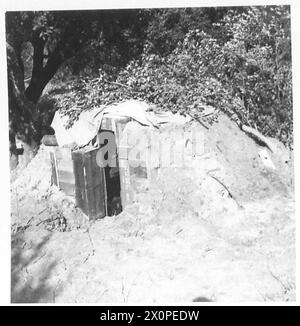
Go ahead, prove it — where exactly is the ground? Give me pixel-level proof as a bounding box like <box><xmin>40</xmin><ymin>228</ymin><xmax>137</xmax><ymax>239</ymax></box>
<box><xmin>11</xmin><ymin>194</ymin><xmax>296</xmax><ymax>303</ymax></box>
<box><xmin>10</xmin><ymin>116</ymin><xmax>295</xmax><ymax>303</ymax></box>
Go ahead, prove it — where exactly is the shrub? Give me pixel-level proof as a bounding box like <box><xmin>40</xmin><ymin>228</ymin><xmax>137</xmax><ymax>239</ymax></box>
<box><xmin>56</xmin><ymin>6</ymin><xmax>293</xmax><ymax>148</ymax></box>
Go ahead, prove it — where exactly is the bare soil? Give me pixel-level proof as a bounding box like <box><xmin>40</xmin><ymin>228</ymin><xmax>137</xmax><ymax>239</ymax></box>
<box><xmin>11</xmin><ymin>116</ymin><xmax>295</xmax><ymax>303</ymax></box>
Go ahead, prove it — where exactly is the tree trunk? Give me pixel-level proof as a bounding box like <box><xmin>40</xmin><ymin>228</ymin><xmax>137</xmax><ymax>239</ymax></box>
<box><xmin>9</xmin><ymin>130</ymin><xmax>18</xmax><ymax>170</ymax></box>
<box><xmin>7</xmin><ymin>32</ymin><xmax>75</xmax><ymax>170</ymax></box>
<box><xmin>25</xmin><ymin>69</ymin><xmax>58</xmax><ymax>104</ymax></box>
<box><xmin>25</xmin><ymin>44</ymin><xmax>64</xmax><ymax>103</ymax></box>
<box><xmin>7</xmin><ymin>42</ymin><xmax>40</xmax><ymax>169</ymax></box>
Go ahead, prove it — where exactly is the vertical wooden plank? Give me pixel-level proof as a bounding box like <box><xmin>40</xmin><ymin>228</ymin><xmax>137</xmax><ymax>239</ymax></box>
<box><xmin>85</xmin><ymin>186</ymin><xmax>96</xmax><ymax>218</ymax></box>
<box><xmin>91</xmin><ymin>150</ymin><xmax>107</xmax><ymax>218</ymax></box>
<box><xmin>83</xmin><ymin>148</ymin><xmax>106</xmax><ymax>220</ymax></box>
<box><xmin>72</xmin><ymin>150</ymin><xmax>85</xmax><ymax>188</ymax></box>
<box><xmin>49</xmin><ymin>146</ymin><xmax>76</xmax><ymax>197</ymax></box>
<box><xmin>72</xmin><ymin>150</ymin><xmax>88</xmax><ymax>215</ymax></box>
<box><xmin>84</xmin><ymin>150</ymin><xmax>96</xmax><ymax>219</ymax></box>
<box><xmin>90</xmin><ymin>147</ymin><xmax>108</xmax><ymax>216</ymax></box>
<box><xmin>50</xmin><ymin>151</ymin><xmax>58</xmax><ymax>186</ymax></box>
<box><xmin>84</xmin><ymin>148</ymin><xmax>102</xmax><ymax>187</ymax></box>
<box><xmin>75</xmin><ymin>187</ymin><xmax>88</xmax><ymax>216</ymax></box>
<box><xmin>114</xmin><ymin>119</ymin><xmax>130</xmax><ymax>210</ymax></box>
<box><xmin>57</xmin><ymin>170</ymin><xmax>75</xmax><ymax>185</ymax></box>
<box><xmin>119</xmin><ymin>159</ymin><xmax>132</xmax><ymax>208</ymax></box>
<box><xmin>115</xmin><ymin>118</ymin><xmax>130</xmax><ymax>145</ymax></box>
<box><xmin>58</xmin><ymin>182</ymin><xmax>75</xmax><ymax>196</ymax></box>
<box><xmin>101</xmin><ymin>117</ymin><xmax>113</xmax><ymax>131</ymax></box>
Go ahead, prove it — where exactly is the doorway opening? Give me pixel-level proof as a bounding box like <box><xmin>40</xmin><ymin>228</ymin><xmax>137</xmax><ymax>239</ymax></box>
<box><xmin>98</xmin><ymin>130</ymin><xmax>122</xmax><ymax>216</ymax></box>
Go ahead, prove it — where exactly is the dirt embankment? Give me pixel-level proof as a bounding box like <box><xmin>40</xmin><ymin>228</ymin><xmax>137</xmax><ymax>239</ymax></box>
<box><xmin>11</xmin><ymin>115</ymin><xmax>295</xmax><ymax>303</ymax></box>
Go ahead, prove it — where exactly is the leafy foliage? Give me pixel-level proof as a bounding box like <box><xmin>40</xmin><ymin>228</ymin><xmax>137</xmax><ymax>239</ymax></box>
<box><xmin>54</xmin><ymin>6</ymin><xmax>292</xmax><ymax>148</ymax></box>
<box><xmin>6</xmin><ymin>9</ymin><xmax>151</xmax><ymax>167</ymax></box>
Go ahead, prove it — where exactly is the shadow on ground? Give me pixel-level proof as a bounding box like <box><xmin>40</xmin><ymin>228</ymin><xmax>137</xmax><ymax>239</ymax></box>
<box><xmin>11</xmin><ymin>231</ymin><xmax>61</xmax><ymax>303</ymax></box>
<box><xmin>192</xmin><ymin>296</ymin><xmax>213</xmax><ymax>302</ymax></box>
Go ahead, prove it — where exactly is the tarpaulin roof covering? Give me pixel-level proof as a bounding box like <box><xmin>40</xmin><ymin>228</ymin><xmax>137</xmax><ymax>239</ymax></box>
<box><xmin>51</xmin><ymin>100</ymin><xmax>192</xmax><ymax>147</ymax></box>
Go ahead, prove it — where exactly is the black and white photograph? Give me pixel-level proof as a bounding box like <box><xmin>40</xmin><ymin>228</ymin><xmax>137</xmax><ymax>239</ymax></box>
<box><xmin>0</xmin><ymin>0</ymin><xmax>298</xmax><ymax>306</ymax></box>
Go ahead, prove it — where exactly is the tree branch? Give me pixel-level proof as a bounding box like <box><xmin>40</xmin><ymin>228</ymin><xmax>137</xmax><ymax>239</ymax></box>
<box><xmin>31</xmin><ymin>33</ymin><xmax>46</xmax><ymax>79</ymax></box>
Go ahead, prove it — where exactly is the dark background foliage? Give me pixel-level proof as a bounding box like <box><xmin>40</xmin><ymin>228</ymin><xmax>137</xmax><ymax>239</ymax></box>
<box><xmin>6</xmin><ymin>5</ymin><xmax>293</xmax><ymax>168</ymax></box>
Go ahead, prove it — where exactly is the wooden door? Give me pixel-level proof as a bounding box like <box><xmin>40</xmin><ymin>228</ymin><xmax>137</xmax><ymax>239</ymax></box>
<box><xmin>72</xmin><ymin>147</ymin><xmax>106</xmax><ymax>220</ymax></box>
